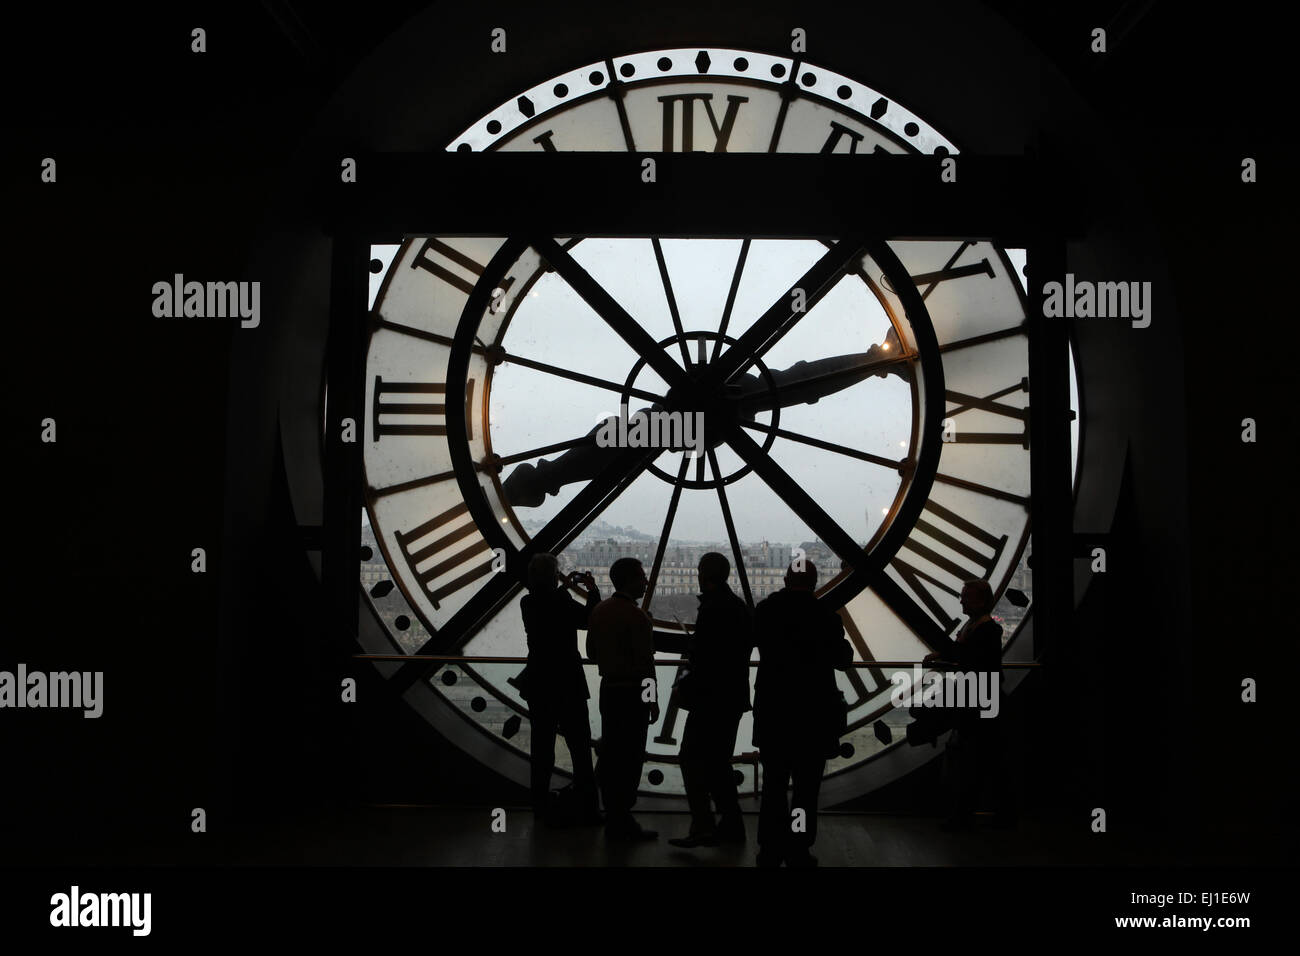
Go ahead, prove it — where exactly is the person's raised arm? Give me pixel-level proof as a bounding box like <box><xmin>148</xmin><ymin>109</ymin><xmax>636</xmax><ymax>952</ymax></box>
<box><xmin>564</xmin><ymin>571</ymin><xmax>601</xmax><ymax>628</ymax></box>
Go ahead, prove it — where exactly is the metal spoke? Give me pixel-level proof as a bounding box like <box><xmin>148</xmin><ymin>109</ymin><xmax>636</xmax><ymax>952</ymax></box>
<box><xmin>723</xmin><ymin>427</ymin><xmax>863</xmax><ymax>567</ymax></box>
<box><xmin>389</xmin><ymin>444</ymin><xmax>661</xmax><ymax>692</ymax></box>
<box><xmin>604</xmin><ymin>57</ymin><xmax>637</xmax><ymax>151</ymax></box>
<box><xmin>643</xmin><ymin>454</ymin><xmax>692</xmax><ymax>611</ymax></box>
<box><xmin>527</xmin><ymin>447</ymin><xmax>661</xmax><ymax>561</ymax></box>
<box><xmin>531</xmin><ymin>236</ymin><xmax>689</xmax><ymax>390</ymax></box>
<box><xmin>868</xmin><ymin>574</ymin><xmax>949</xmax><ymax>652</ymax></box>
<box><xmin>489</xmin><ymin>435</ymin><xmax>590</xmax><ymax>470</ymax></box>
<box><xmin>711</xmin><ymin>238</ymin><xmax>751</xmax><ymax>362</ymax></box>
<box><xmin>766</xmin><ymin>58</ymin><xmax>800</xmax><ymax>152</ymax></box>
<box><xmin>388</xmin><ymin>567</ymin><xmax>523</xmax><ymax>694</ymax></box>
<box><xmin>945</xmin><ymin>383</ymin><xmax>1026</xmax><ymax>419</ymax></box>
<box><xmin>740</xmin><ymin>420</ymin><xmax>906</xmax><ymax>471</ymax></box>
<box><xmin>708</xmin><ymin>449</ymin><xmax>753</xmax><ymax>608</ymax></box>
<box><xmin>372</xmin><ymin>317</ymin><xmax>469</xmax><ymax>350</ymax></box>
<box><xmin>651</xmin><ymin>237</ymin><xmax>693</xmax><ymax>368</ymax></box>
<box><xmin>370</xmin><ymin>469</ymin><xmax>457</xmax><ymax>500</ymax></box>
<box><xmin>932</xmin><ymin>471</ymin><xmax>1029</xmax><ymax>507</ymax></box>
<box><xmin>497</xmin><ymin>350</ymin><xmax>664</xmax><ymax>404</ymax></box>
<box><xmin>373</xmin><ymin>316</ymin><xmax>667</xmax><ymax>402</ymax></box>
<box><xmin>708</xmin><ymin>235</ymin><xmax>867</xmax><ymax>386</ymax></box>
<box><xmin>938</xmin><ymin>323</ymin><xmax>1027</xmax><ymax>354</ymax></box>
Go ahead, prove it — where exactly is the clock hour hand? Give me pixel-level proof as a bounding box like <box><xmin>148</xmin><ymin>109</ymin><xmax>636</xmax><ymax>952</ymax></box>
<box><xmin>501</xmin><ymin>408</ymin><xmax>657</xmax><ymax>507</ymax></box>
<box><xmin>732</xmin><ymin>329</ymin><xmax>912</xmax><ymax>416</ymax></box>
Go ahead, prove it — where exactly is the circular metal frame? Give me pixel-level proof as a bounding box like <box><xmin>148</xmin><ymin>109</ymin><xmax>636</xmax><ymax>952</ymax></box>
<box><xmin>621</xmin><ymin>329</ymin><xmax>782</xmax><ymax>489</ymax></box>
<box><xmin>439</xmin><ymin>234</ymin><xmax>945</xmax><ymax>649</ymax></box>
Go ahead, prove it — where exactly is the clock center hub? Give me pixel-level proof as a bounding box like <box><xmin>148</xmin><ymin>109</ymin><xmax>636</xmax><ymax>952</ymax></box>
<box><xmin>622</xmin><ymin>330</ymin><xmax>781</xmax><ymax>490</ymax></box>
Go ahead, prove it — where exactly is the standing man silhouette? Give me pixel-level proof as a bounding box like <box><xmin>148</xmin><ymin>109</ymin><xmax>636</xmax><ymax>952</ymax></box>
<box><xmin>586</xmin><ymin>557</ymin><xmax>660</xmax><ymax>841</ymax></box>
<box><xmin>519</xmin><ymin>553</ymin><xmax>601</xmax><ymax>826</ymax></box>
<box><xmin>668</xmin><ymin>551</ymin><xmax>754</xmax><ymax>848</ymax></box>
<box><xmin>923</xmin><ymin>578</ymin><xmax>1007</xmax><ymax>830</ymax></box>
<box><xmin>752</xmin><ymin>560</ymin><xmax>852</xmax><ymax>867</ymax></box>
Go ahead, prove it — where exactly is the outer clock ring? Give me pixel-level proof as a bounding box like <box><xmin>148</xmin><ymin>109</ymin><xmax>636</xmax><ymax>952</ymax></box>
<box><xmin>450</xmin><ymin>46</ymin><xmax>957</xmax><ymax>156</ymax></box>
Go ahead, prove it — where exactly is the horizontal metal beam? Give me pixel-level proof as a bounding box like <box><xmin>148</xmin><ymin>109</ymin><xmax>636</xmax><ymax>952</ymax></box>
<box><xmin>323</xmin><ymin>153</ymin><xmax>1084</xmax><ymax>242</ymax></box>
<box><xmin>354</xmin><ymin>654</ymin><xmax>1042</xmax><ymax>668</ymax></box>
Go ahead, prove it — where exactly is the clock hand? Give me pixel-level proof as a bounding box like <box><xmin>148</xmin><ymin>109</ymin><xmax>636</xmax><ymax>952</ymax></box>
<box><xmin>502</xmin><ymin>338</ymin><xmax>911</xmax><ymax>505</ymax></box>
<box><xmin>501</xmin><ymin>407</ymin><xmax>662</xmax><ymax>507</ymax></box>
<box><xmin>732</xmin><ymin>331</ymin><xmax>914</xmax><ymax>416</ymax></box>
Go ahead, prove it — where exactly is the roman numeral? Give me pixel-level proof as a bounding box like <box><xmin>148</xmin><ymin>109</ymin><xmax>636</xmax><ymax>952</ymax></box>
<box><xmin>532</xmin><ymin>130</ymin><xmax>557</xmax><ymax>151</ymax></box>
<box><xmin>822</xmin><ymin>121</ymin><xmax>864</xmax><ymax>154</ymax></box>
<box><xmin>410</xmin><ymin>238</ymin><xmax>515</xmax><ymax>301</ymax></box>
<box><xmin>653</xmin><ymin>661</ymin><xmax>690</xmax><ymax>746</ymax></box>
<box><xmin>821</xmin><ymin>121</ymin><xmax>878</xmax><ymax>154</ymax></box>
<box><xmin>838</xmin><ymin>611</ymin><xmax>891</xmax><ymax>713</ymax></box>
<box><xmin>370</xmin><ymin>469</ymin><xmax>456</xmax><ymax>500</ymax></box>
<box><xmin>883</xmin><ymin>242</ymin><xmax>995</xmax><ymax>301</ymax></box>
<box><xmin>658</xmin><ymin>93</ymin><xmax>748</xmax><ymax>152</ymax></box>
<box><xmin>394</xmin><ymin>501</ymin><xmax>494</xmax><ymax>610</ymax></box>
<box><xmin>371</xmin><ymin>376</ymin><xmax>477</xmax><ymax>441</ymax></box>
<box><xmin>912</xmin><ymin>260</ymin><xmax>996</xmax><ymax>294</ymax></box>
<box><xmin>944</xmin><ymin>379</ymin><xmax>1029</xmax><ymax>448</ymax></box>
<box><xmin>889</xmin><ymin>500</ymin><xmax>1009</xmax><ymax>635</ymax></box>
<box><xmin>411</xmin><ymin>238</ymin><xmax>483</xmax><ymax>295</ymax></box>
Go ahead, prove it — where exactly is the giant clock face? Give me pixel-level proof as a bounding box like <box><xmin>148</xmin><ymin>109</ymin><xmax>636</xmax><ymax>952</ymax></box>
<box><xmin>358</xmin><ymin>48</ymin><xmax>1072</xmax><ymax>800</ymax></box>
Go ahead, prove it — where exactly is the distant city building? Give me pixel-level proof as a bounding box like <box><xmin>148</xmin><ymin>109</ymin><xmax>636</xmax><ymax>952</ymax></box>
<box><xmin>563</xmin><ymin>537</ymin><xmax>796</xmax><ymax>601</ymax></box>
<box><xmin>360</xmin><ymin>515</ymin><xmax>1033</xmax><ymax>642</ymax></box>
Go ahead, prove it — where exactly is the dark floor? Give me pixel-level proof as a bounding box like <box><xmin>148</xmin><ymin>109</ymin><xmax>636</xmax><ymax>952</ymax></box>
<box><xmin>11</xmin><ymin>806</ymin><xmax>1294</xmax><ymax>867</ymax></box>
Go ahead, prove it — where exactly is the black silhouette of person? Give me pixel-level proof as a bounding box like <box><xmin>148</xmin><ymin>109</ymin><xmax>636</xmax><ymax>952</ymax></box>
<box><xmin>668</xmin><ymin>551</ymin><xmax>754</xmax><ymax>848</ymax></box>
<box><xmin>519</xmin><ymin>553</ymin><xmax>601</xmax><ymax>825</ymax></box>
<box><xmin>922</xmin><ymin>578</ymin><xmax>1008</xmax><ymax>830</ymax></box>
<box><xmin>585</xmin><ymin>557</ymin><xmax>660</xmax><ymax>840</ymax></box>
<box><xmin>752</xmin><ymin>559</ymin><xmax>852</xmax><ymax>867</ymax></box>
